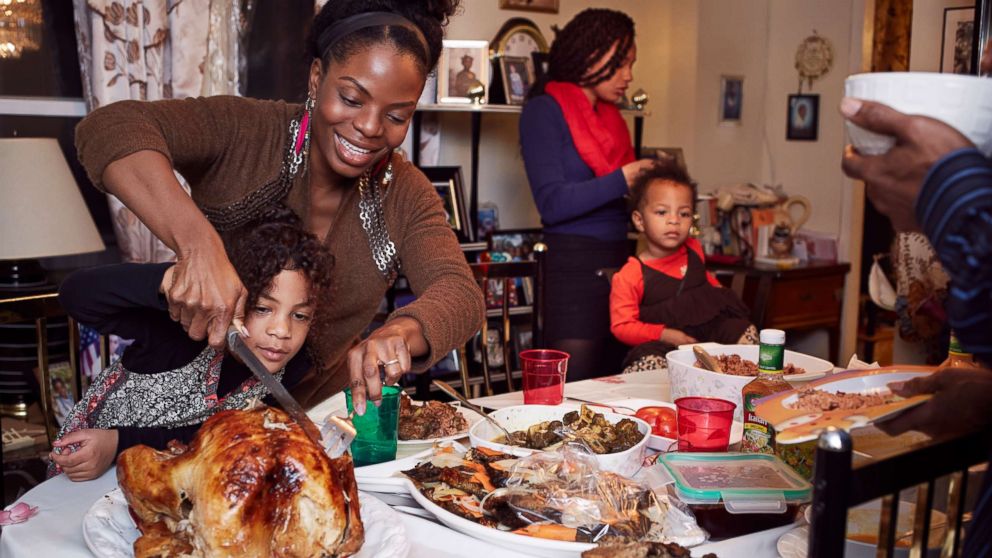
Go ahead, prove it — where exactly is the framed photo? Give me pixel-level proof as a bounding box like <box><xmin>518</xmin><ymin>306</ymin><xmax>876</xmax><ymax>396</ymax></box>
<box><xmin>639</xmin><ymin>146</ymin><xmax>687</xmax><ymax>172</ymax></box>
<box><xmin>499</xmin><ymin>0</ymin><xmax>559</xmax><ymax>14</ymax></box>
<box><xmin>941</xmin><ymin>7</ymin><xmax>975</xmax><ymax>74</ymax></box>
<box><xmin>786</xmin><ymin>94</ymin><xmax>819</xmax><ymax>141</ymax></box>
<box><xmin>719</xmin><ymin>75</ymin><xmax>744</xmax><ymax>124</ymax></box>
<box><xmin>500</xmin><ymin>56</ymin><xmax>534</xmax><ymax>105</ymax></box>
<box><xmin>437</xmin><ymin>40</ymin><xmax>490</xmax><ymax>104</ymax></box>
<box><xmin>421</xmin><ymin>166</ymin><xmax>473</xmax><ymax>242</ymax></box>
<box><xmin>48</xmin><ymin>361</ymin><xmax>77</xmax><ymax>427</ymax></box>
<box><xmin>477</xmin><ymin>202</ymin><xmax>500</xmax><ymax>240</ymax></box>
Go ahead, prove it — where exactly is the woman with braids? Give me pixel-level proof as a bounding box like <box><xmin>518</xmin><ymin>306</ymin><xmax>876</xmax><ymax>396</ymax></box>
<box><xmin>73</xmin><ymin>0</ymin><xmax>484</xmax><ymax>412</ymax></box>
<box><xmin>520</xmin><ymin>8</ymin><xmax>656</xmax><ymax>379</ymax></box>
<box><xmin>50</xmin><ymin>207</ymin><xmax>330</xmax><ymax>481</ymax></box>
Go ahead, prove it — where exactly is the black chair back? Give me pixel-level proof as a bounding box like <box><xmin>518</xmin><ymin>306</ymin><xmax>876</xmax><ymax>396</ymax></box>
<box><xmin>458</xmin><ymin>244</ymin><xmax>546</xmax><ymax>398</ymax></box>
<box><xmin>810</xmin><ymin>426</ymin><xmax>992</xmax><ymax>557</ymax></box>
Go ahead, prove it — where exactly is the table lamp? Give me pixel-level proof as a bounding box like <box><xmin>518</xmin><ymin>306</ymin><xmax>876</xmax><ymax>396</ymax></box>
<box><xmin>0</xmin><ymin>138</ymin><xmax>105</xmax><ymax>288</ymax></box>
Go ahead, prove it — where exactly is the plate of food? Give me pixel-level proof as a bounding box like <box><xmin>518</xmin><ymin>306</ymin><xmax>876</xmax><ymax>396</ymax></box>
<box><xmin>667</xmin><ymin>344</ymin><xmax>835</xmax><ymax>421</ymax></box>
<box><xmin>754</xmin><ymin>366</ymin><xmax>935</xmax><ymax>445</ymax></box>
<box><xmin>313</xmin><ymin>392</ymin><xmax>483</xmax><ymax>459</ymax></box>
<box><xmin>89</xmin><ymin>406</ymin><xmax>404</xmax><ymax>557</ymax></box>
<box><xmin>397</xmin><ymin>393</ymin><xmax>484</xmax><ymax>451</ymax></box>
<box><xmin>468</xmin><ymin>404</ymin><xmax>650</xmax><ymax>477</ymax></box>
<box><xmin>400</xmin><ymin>444</ymin><xmax>706</xmax><ymax>558</ymax></box>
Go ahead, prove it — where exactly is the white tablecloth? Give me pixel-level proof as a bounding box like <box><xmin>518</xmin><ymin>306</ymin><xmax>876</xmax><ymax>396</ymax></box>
<box><xmin>2</xmin><ymin>369</ymin><xmax>788</xmax><ymax>557</ymax></box>
<box><xmin>0</xmin><ymin>468</ymin><xmax>523</xmax><ymax>558</ymax></box>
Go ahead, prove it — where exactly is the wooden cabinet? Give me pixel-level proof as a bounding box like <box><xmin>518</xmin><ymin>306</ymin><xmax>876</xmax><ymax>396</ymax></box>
<box><xmin>708</xmin><ymin>261</ymin><xmax>851</xmax><ymax>363</ymax></box>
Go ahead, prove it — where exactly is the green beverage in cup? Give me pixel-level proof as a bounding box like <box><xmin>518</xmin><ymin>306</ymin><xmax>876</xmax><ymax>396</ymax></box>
<box><xmin>345</xmin><ymin>385</ymin><xmax>401</xmax><ymax>467</ymax></box>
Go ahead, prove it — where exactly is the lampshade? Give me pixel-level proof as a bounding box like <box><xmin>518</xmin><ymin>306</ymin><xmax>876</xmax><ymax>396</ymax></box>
<box><xmin>0</xmin><ymin>138</ymin><xmax>105</xmax><ymax>260</ymax></box>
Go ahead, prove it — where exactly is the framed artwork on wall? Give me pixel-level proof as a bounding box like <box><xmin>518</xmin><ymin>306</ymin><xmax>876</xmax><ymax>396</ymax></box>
<box><xmin>719</xmin><ymin>75</ymin><xmax>744</xmax><ymax>125</ymax></box>
<box><xmin>421</xmin><ymin>166</ymin><xmax>473</xmax><ymax>242</ymax></box>
<box><xmin>499</xmin><ymin>0</ymin><xmax>559</xmax><ymax>14</ymax></box>
<box><xmin>437</xmin><ymin>40</ymin><xmax>490</xmax><ymax>104</ymax></box>
<box><xmin>941</xmin><ymin>7</ymin><xmax>975</xmax><ymax>74</ymax></box>
<box><xmin>786</xmin><ymin>94</ymin><xmax>820</xmax><ymax>141</ymax></box>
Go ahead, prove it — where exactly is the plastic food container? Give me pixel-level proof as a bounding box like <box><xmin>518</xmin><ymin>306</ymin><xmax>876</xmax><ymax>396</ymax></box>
<box><xmin>658</xmin><ymin>452</ymin><xmax>811</xmax><ymax>539</ymax></box>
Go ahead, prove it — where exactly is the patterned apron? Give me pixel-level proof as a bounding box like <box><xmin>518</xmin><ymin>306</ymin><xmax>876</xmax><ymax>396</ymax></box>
<box><xmin>50</xmin><ymin>347</ymin><xmax>282</xmax><ymax>475</ymax></box>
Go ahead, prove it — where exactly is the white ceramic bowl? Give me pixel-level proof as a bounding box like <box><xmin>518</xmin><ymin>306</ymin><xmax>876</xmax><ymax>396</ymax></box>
<box><xmin>845</xmin><ymin>72</ymin><xmax>992</xmax><ymax>156</ymax></box>
<box><xmin>666</xmin><ymin>344</ymin><xmax>834</xmax><ymax>422</ymax></box>
<box><xmin>468</xmin><ymin>404</ymin><xmax>650</xmax><ymax>477</ymax></box>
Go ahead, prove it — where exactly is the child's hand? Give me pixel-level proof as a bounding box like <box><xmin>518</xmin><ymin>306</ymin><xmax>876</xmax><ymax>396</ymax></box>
<box><xmin>50</xmin><ymin>429</ymin><xmax>118</xmax><ymax>481</ymax></box>
<box><xmin>661</xmin><ymin>328</ymin><xmax>698</xmax><ymax>346</ymax></box>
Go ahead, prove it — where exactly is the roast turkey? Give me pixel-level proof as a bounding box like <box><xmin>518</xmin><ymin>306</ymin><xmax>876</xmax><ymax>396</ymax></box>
<box><xmin>117</xmin><ymin>407</ymin><xmax>363</xmax><ymax>557</ymax></box>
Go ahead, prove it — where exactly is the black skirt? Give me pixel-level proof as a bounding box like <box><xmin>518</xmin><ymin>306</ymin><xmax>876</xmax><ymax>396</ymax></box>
<box><xmin>543</xmin><ymin>233</ymin><xmax>629</xmax><ymax>341</ymax></box>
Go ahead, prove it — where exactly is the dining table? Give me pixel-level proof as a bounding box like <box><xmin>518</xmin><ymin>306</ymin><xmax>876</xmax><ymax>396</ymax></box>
<box><xmin>1</xmin><ymin>369</ymin><xmax>797</xmax><ymax>557</ymax></box>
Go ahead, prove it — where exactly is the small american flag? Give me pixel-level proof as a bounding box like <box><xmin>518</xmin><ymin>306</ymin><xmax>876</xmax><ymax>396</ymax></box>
<box><xmin>79</xmin><ymin>324</ymin><xmax>102</xmax><ymax>380</ymax></box>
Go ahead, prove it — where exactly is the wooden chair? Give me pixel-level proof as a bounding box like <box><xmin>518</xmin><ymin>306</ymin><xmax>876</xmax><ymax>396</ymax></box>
<box><xmin>809</xmin><ymin>426</ymin><xmax>992</xmax><ymax>557</ymax></box>
<box><xmin>457</xmin><ymin>243</ymin><xmax>546</xmax><ymax>398</ymax></box>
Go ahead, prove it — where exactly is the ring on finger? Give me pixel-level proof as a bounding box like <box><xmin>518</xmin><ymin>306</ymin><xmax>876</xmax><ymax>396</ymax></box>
<box><xmin>381</xmin><ymin>358</ymin><xmax>401</xmax><ymax>367</ymax></box>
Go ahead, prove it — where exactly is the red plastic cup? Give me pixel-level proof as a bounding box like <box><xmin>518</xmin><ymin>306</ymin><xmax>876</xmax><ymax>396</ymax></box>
<box><xmin>674</xmin><ymin>397</ymin><xmax>736</xmax><ymax>452</ymax></box>
<box><xmin>520</xmin><ymin>349</ymin><xmax>569</xmax><ymax>405</ymax></box>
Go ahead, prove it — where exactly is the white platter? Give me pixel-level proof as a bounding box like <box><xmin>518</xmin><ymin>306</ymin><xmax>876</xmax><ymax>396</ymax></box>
<box><xmin>404</xmin><ymin>477</ymin><xmax>596</xmax><ymax>558</ymax></box>
<box><xmin>82</xmin><ymin>488</ymin><xmax>409</xmax><ymax>558</ymax></box>
<box><xmin>354</xmin><ymin>441</ymin><xmax>467</xmax><ymax>494</ymax></box>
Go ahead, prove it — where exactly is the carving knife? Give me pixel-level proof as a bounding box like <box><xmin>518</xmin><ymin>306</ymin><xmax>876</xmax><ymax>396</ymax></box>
<box><xmin>225</xmin><ymin>327</ymin><xmax>348</xmax><ymax>452</ymax></box>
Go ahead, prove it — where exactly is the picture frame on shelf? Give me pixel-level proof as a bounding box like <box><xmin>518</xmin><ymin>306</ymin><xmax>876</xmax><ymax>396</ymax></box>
<box><xmin>499</xmin><ymin>55</ymin><xmax>534</xmax><ymax>105</ymax></box>
<box><xmin>719</xmin><ymin>75</ymin><xmax>744</xmax><ymax>125</ymax></box>
<box><xmin>421</xmin><ymin>166</ymin><xmax>473</xmax><ymax>242</ymax></box>
<box><xmin>786</xmin><ymin>94</ymin><xmax>819</xmax><ymax>141</ymax></box>
<box><xmin>437</xmin><ymin>40</ymin><xmax>490</xmax><ymax>104</ymax></box>
<box><xmin>477</xmin><ymin>202</ymin><xmax>500</xmax><ymax>241</ymax></box>
<box><xmin>499</xmin><ymin>0</ymin><xmax>559</xmax><ymax>14</ymax></box>
<box><xmin>941</xmin><ymin>7</ymin><xmax>975</xmax><ymax>74</ymax></box>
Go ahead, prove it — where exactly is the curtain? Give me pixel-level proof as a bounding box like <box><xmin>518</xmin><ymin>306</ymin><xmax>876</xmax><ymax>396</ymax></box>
<box><xmin>72</xmin><ymin>0</ymin><xmax>247</xmax><ymax>264</ymax></box>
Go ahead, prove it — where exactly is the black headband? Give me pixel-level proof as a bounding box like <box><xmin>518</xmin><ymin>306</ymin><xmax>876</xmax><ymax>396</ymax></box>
<box><xmin>317</xmin><ymin>11</ymin><xmax>428</xmax><ymax>62</ymax></box>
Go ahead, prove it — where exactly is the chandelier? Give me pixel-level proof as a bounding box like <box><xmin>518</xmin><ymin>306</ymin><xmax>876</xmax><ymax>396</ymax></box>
<box><xmin>0</xmin><ymin>0</ymin><xmax>42</xmax><ymax>60</ymax></box>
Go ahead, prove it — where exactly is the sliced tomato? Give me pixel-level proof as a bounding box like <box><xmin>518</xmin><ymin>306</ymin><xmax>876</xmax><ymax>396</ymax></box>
<box><xmin>635</xmin><ymin>406</ymin><xmax>678</xmax><ymax>438</ymax></box>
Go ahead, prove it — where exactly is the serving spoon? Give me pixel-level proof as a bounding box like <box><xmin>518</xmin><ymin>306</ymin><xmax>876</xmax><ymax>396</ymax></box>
<box><xmin>432</xmin><ymin>380</ymin><xmax>515</xmax><ymax>442</ymax></box>
<box><xmin>693</xmin><ymin>345</ymin><xmax>724</xmax><ymax>373</ymax></box>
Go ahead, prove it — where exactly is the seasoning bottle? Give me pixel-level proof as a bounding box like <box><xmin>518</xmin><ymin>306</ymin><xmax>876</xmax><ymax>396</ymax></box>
<box><xmin>741</xmin><ymin>329</ymin><xmax>792</xmax><ymax>454</ymax></box>
<box><xmin>939</xmin><ymin>330</ymin><xmax>979</xmax><ymax>369</ymax></box>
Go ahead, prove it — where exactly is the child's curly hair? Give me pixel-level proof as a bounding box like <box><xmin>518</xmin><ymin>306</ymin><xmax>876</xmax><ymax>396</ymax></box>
<box><xmin>628</xmin><ymin>157</ymin><xmax>698</xmax><ymax>213</ymax></box>
<box><xmin>224</xmin><ymin>205</ymin><xmax>333</xmax><ymax>314</ymax></box>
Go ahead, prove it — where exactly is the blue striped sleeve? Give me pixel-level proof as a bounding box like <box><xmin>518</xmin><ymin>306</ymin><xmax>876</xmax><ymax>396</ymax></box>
<box><xmin>916</xmin><ymin>148</ymin><xmax>992</xmax><ymax>361</ymax></box>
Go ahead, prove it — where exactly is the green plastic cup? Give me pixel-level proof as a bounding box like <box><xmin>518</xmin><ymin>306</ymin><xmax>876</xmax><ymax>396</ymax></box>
<box><xmin>344</xmin><ymin>385</ymin><xmax>401</xmax><ymax>467</ymax></box>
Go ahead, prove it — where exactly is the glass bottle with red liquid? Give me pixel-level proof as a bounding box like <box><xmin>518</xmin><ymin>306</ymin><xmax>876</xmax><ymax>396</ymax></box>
<box><xmin>741</xmin><ymin>329</ymin><xmax>792</xmax><ymax>454</ymax></box>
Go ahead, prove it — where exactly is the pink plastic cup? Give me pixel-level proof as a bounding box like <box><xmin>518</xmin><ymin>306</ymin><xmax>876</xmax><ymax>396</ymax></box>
<box><xmin>520</xmin><ymin>349</ymin><xmax>569</xmax><ymax>405</ymax></box>
<box><xmin>674</xmin><ymin>396</ymin><xmax>736</xmax><ymax>452</ymax></box>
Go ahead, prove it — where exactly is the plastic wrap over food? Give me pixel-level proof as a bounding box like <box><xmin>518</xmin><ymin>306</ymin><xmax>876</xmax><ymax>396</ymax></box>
<box><xmin>481</xmin><ymin>444</ymin><xmax>707</xmax><ymax>546</ymax></box>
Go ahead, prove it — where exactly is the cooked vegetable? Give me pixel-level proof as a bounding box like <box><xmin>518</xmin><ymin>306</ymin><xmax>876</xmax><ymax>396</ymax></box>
<box><xmin>503</xmin><ymin>405</ymin><xmax>645</xmax><ymax>454</ymax></box>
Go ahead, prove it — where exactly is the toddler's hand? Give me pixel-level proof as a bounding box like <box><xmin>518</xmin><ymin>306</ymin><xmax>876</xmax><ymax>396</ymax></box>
<box><xmin>661</xmin><ymin>328</ymin><xmax>698</xmax><ymax>346</ymax></box>
<box><xmin>51</xmin><ymin>428</ymin><xmax>118</xmax><ymax>481</ymax></box>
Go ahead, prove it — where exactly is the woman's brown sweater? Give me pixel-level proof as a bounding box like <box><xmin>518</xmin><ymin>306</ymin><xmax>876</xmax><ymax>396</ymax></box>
<box><xmin>75</xmin><ymin>95</ymin><xmax>485</xmax><ymax>407</ymax></box>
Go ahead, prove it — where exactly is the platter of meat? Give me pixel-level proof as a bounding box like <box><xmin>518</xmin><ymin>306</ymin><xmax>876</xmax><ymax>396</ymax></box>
<box><xmin>753</xmin><ymin>366</ymin><xmax>935</xmax><ymax>445</ymax></box>
<box><xmin>85</xmin><ymin>407</ymin><xmax>407</xmax><ymax>558</ymax></box>
<box><xmin>400</xmin><ymin>444</ymin><xmax>707</xmax><ymax>558</ymax></box>
<box><xmin>83</xmin><ymin>487</ymin><xmax>408</xmax><ymax>558</ymax></box>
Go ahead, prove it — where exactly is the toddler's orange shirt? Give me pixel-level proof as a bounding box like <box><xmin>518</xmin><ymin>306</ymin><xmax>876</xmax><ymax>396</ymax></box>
<box><xmin>609</xmin><ymin>238</ymin><xmax>722</xmax><ymax>346</ymax></box>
